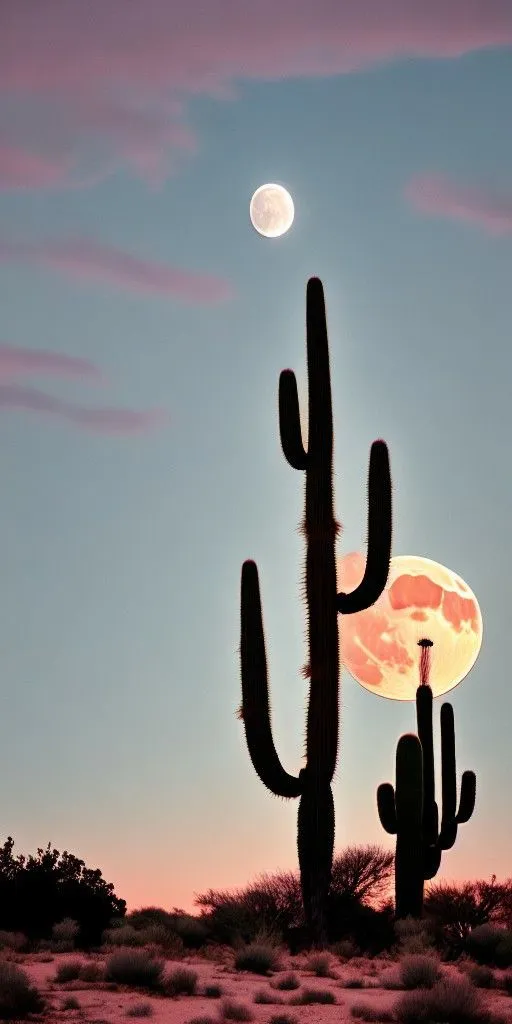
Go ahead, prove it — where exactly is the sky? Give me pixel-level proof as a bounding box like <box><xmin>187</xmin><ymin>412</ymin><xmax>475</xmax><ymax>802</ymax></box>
<box><xmin>1</xmin><ymin>1</ymin><xmax>512</xmax><ymax>916</ymax></box>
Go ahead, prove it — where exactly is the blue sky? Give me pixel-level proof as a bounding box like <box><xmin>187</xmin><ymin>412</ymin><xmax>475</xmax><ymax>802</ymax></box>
<box><xmin>1</xmin><ymin>3</ymin><xmax>511</xmax><ymax>912</ymax></box>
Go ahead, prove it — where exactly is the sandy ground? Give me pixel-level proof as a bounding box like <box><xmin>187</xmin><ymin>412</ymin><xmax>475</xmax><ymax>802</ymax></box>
<box><xmin>5</xmin><ymin>947</ymin><xmax>512</xmax><ymax>1024</ymax></box>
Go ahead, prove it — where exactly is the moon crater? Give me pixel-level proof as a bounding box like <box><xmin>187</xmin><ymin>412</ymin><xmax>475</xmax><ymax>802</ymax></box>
<box><xmin>338</xmin><ymin>553</ymin><xmax>482</xmax><ymax>700</ymax></box>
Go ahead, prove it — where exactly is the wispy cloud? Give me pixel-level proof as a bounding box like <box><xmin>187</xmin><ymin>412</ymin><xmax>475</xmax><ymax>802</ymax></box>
<box><xmin>0</xmin><ymin>383</ymin><xmax>166</xmax><ymax>434</ymax></box>
<box><xmin>1</xmin><ymin>1</ymin><xmax>511</xmax><ymax>187</ymax></box>
<box><xmin>0</xmin><ymin>344</ymin><xmax>104</xmax><ymax>382</ymax></box>
<box><xmin>0</xmin><ymin>237</ymin><xmax>233</xmax><ymax>303</ymax></box>
<box><xmin>406</xmin><ymin>174</ymin><xmax>512</xmax><ymax>235</ymax></box>
<box><xmin>0</xmin><ymin>344</ymin><xmax>166</xmax><ymax>435</ymax></box>
<box><xmin>0</xmin><ymin>146</ymin><xmax>72</xmax><ymax>189</ymax></box>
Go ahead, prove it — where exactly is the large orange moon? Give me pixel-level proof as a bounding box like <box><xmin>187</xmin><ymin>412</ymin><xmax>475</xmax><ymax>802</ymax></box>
<box><xmin>338</xmin><ymin>553</ymin><xmax>483</xmax><ymax>700</ymax></box>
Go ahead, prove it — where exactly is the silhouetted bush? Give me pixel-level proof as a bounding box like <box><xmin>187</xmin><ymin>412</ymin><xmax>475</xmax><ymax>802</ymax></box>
<box><xmin>289</xmin><ymin>987</ymin><xmax>336</xmax><ymax>1005</ymax></box>
<box><xmin>104</xmin><ymin>949</ymin><xmax>164</xmax><ymax>990</ymax></box>
<box><xmin>272</xmin><ymin>972</ymin><xmax>300</xmax><ymax>990</ymax></box>
<box><xmin>393</xmin><ymin>976</ymin><xmax>505</xmax><ymax>1024</ymax></box>
<box><xmin>351</xmin><ymin>1004</ymin><xmax>394</xmax><ymax>1022</ymax></box>
<box><xmin>0</xmin><ymin>961</ymin><xmax>46</xmax><ymax>1019</ymax></box>
<box><xmin>194</xmin><ymin>844</ymin><xmax>392</xmax><ymax>949</ymax></box>
<box><xmin>468</xmin><ymin>964</ymin><xmax>495</xmax><ymax>988</ymax></box>
<box><xmin>424</xmin><ymin>877</ymin><xmax>512</xmax><ymax>955</ymax></box>
<box><xmin>0</xmin><ymin>836</ymin><xmax>126</xmax><ymax>950</ymax></box>
<box><xmin>399</xmin><ymin>954</ymin><xmax>442</xmax><ymax>989</ymax></box>
<box><xmin>220</xmin><ymin>998</ymin><xmax>254</xmax><ymax>1021</ymax></box>
<box><xmin>163</xmin><ymin>967</ymin><xmax>198</xmax><ymax>996</ymax></box>
<box><xmin>467</xmin><ymin>924</ymin><xmax>510</xmax><ymax>965</ymax></box>
<box><xmin>305</xmin><ymin>952</ymin><xmax>334</xmax><ymax>977</ymax></box>
<box><xmin>234</xmin><ymin>942</ymin><xmax>281</xmax><ymax>974</ymax></box>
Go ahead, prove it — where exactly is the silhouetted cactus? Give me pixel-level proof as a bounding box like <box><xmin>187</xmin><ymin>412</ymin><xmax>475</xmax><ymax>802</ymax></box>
<box><xmin>239</xmin><ymin>277</ymin><xmax>393</xmax><ymax>947</ymax></box>
<box><xmin>377</xmin><ymin>639</ymin><xmax>476</xmax><ymax>918</ymax></box>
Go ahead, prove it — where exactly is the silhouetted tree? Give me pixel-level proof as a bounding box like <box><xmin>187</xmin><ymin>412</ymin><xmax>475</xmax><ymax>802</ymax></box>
<box><xmin>424</xmin><ymin>876</ymin><xmax>512</xmax><ymax>950</ymax></box>
<box><xmin>0</xmin><ymin>838</ymin><xmax>126</xmax><ymax>947</ymax></box>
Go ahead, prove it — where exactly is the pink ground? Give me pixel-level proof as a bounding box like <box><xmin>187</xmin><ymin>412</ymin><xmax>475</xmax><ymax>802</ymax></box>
<box><xmin>5</xmin><ymin>947</ymin><xmax>512</xmax><ymax>1024</ymax></box>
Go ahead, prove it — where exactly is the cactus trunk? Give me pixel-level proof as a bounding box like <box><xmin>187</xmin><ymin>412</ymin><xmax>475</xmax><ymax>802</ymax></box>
<box><xmin>240</xmin><ymin>277</ymin><xmax>393</xmax><ymax>947</ymax></box>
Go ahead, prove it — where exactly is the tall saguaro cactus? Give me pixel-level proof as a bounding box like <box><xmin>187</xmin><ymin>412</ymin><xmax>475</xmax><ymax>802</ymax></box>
<box><xmin>377</xmin><ymin>639</ymin><xmax>476</xmax><ymax>919</ymax></box>
<box><xmin>239</xmin><ymin>277</ymin><xmax>393</xmax><ymax>947</ymax></box>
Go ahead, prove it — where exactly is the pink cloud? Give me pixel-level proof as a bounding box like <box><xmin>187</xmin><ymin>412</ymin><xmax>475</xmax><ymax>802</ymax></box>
<box><xmin>406</xmin><ymin>174</ymin><xmax>512</xmax><ymax>235</ymax></box>
<box><xmin>1</xmin><ymin>1</ymin><xmax>511</xmax><ymax>186</ymax></box>
<box><xmin>0</xmin><ymin>383</ymin><xmax>166</xmax><ymax>434</ymax></box>
<box><xmin>0</xmin><ymin>344</ymin><xmax>104</xmax><ymax>382</ymax></box>
<box><xmin>0</xmin><ymin>146</ymin><xmax>72</xmax><ymax>189</ymax></box>
<box><xmin>0</xmin><ymin>238</ymin><xmax>233</xmax><ymax>303</ymax></box>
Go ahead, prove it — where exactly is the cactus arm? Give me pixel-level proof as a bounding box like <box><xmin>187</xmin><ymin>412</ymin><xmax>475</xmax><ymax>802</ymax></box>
<box><xmin>457</xmin><ymin>770</ymin><xmax>476</xmax><ymax>823</ymax></box>
<box><xmin>279</xmin><ymin>369</ymin><xmax>308</xmax><ymax>470</ymax></box>
<box><xmin>424</xmin><ymin>844</ymin><xmax>442</xmax><ymax>880</ymax></box>
<box><xmin>377</xmin><ymin>783</ymin><xmax>397</xmax><ymax>834</ymax></box>
<box><xmin>240</xmin><ymin>560</ymin><xmax>302</xmax><ymax>799</ymax></box>
<box><xmin>337</xmin><ymin>440</ymin><xmax>392</xmax><ymax>614</ymax></box>
<box><xmin>438</xmin><ymin>702</ymin><xmax>476</xmax><ymax>848</ymax></box>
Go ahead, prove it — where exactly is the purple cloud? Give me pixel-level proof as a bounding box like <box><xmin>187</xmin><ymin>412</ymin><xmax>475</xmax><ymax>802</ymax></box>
<box><xmin>0</xmin><ymin>383</ymin><xmax>167</xmax><ymax>434</ymax></box>
<box><xmin>0</xmin><ymin>146</ymin><xmax>72</xmax><ymax>189</ymax></box>
<box><xmin>0</xmin><ymin>344</ymin><xmax>104</xmax><ymax>382</ymax></box>
<box><xmin>0</xmin><ymin>238</ymin><xmax>233</xmax><ymax>303</ymax></box>
<box><xmin>1</xmin><ymin>1</ymin><xmax>511</xmax><ymax>186</ymax></box>
<box><xmin>406</xmin><ymin>174</ymin><xmax>512</xmax><ymax>235</ymax></box>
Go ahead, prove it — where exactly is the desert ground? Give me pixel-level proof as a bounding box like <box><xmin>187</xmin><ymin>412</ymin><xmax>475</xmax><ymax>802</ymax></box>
<box><xmin>3</xmin><ymin>941</ymin><xmax>512</xmax><ymax>1024</ymax></box>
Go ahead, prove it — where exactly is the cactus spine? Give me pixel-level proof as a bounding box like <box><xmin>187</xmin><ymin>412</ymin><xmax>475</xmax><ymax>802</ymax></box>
<box><xmin>377</xmin><ymin>639</ymin><xmax>476</xmax><ymax>918</ymax></box>
<box><xmin>240</xmin><ymin>277</ymin><xmax>392</xmax><ymax>947</ymax></box>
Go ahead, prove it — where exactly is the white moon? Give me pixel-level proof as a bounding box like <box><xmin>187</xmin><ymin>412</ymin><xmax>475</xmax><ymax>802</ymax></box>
<box><xmin>250</xmin><ymin>183</ymin><xmax>294</xmax><ymax>238</ymax></box>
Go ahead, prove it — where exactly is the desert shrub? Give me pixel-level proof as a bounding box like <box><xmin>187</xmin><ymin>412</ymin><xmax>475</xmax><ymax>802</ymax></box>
<box><xmin>186</xmin><ymin>1018</ymin><xmax>216</xmax><ymax>1024</ymax></box>
<box><xmin>220</xmin><ymin>998</ymin><xmax>254</xmax><ymax>1021</ymax></box>
<box><xmin>79</xmin><ymin>960</ymin><xmax>104</xmax><ymax>982</ymax></box>
<box><xmin>341</xmin><ymin>977</ymin><xmax>365</xmax><ymax>988</ymax></box>
<box><xmin>195</xmin><ymin>845</ymin><xmax>393</xmax><ymax>949</ymax></box>
<box><xmin>55</xmin><ymin>958</ymin><xmax>84</xmax><ymax>982</ymax></box>
<box><xmin>0</xmin><ymin>961</ymin><xmax>46</xmax><ymax>1019</ymax></box>
<box><xmin>102</xmin><ymin>925</ymin><xmax>145</xmax><ymax>948</ymax></box>
<box><xmin>267</xmin><ymin>1016</ymin><xmax>299</xmax><ymax>1024</ymax></box>
<box><xmin>351</xmin><ymin>1004</ymin><xmax>394</xmax><ymax>1022</ymax></box>
<box><xmin>399</xmin><ymin>954</ymin><xmax>442</xmax><ymax>989</ymax></box>
<box><xmin>127</xmin><ymin>908</ymin><xmax>176</xmax><ymax>931</ymax></box>
<box><xmin>234</xmin><ymin>942</ymin><xmax>280</xmax><ymax>974</ymax></box>
<box><xmin>468</xmin><ymin>964</ymin><xmax>495</xmax><ymax>988</ymax></box>
<box><xmin>380</xmin><ymin>965</ymin><xmax>405</xmax><ymax>989</ymax></box>
<box><xmin>0</xmin><ymin>931</ymin><xmax>27</xmax><ymax>951</ymax></box>
<box><xmin>467</xmin><ymin>924</ymin><xmax>507</xmax><ymax>964</ymax></box>
<box><xmin>253</xmin><ymin>989</ymin><xmax>282</xmax><ymax>1004</ymax></box>
<box><xmin>290</xmin><ymin>987</ymin><xmax>336</xmax><ymax>1004</ymax></box>
<box><xmin>171</xmin><ymin>915</ymin><xmax>210</xmax><ymax>949</ymax></box>
<box><xmin>125</xmin><ymin>1003</ymin><xmax>154</xmax><ymax>1017</ymax></box>
<box><xmin>203</xmin><ymin>983</ymin><xmax>223</xmax><ymax>997</ymax></box>
<box><xmin>331</xmin><ymin>938</ymin><xmax>358</xmax><ymax>959</ymax></box>
<box><xmin>425</xmin><ymin>877</ymin><xmax>512</xmax><ymax>954</ymax></box>
<box><xmin>273</xmin><ymin>972</ymin><xmax>300</xmax><ymax>990</ymax></box>
<box><xmin>164</xmin><ymin>967</ymin><xmax>198</xmax><ymax>996</ymax></box>
<box><xmin>395</xmin><ymin>916</ymin><xmax>435</xmax><ymax>954</ymax></box>
<box><xmin>61</xmin><ymin>995</ymin><xmax>81</xmax><ymax>1010</ymax></box>
<box><xmin>328</xmin><ymin>895</ymin><xmax>395</xmax><ymax>953</ymax></box>
<box><xmin>394</xmin><ymin>976</ymin><xmax>503</xmax><ymax>1023</ymax></box>
<box><xmin>306</xmin><ymin>952</ymin><xmax>334</xmax><ymax>977</ymax></box>
<box><xmin>0</xmin><ymin>837</ymin><xmax>126</xmax><ymax>950</ymax></box>
<box><xmin>104</xmin><ymin>949</ymin><xmax>164</xmax><ymax>990</ymax></box>
<box><xmin>52</xmin><ymin>917</ymin><xmax>79</xmax><ymax>944</ymax></box>
<box><xmin>495</xmin><ymin>931</ymin><xmax>512</xmax><ymax>967</ymax></box>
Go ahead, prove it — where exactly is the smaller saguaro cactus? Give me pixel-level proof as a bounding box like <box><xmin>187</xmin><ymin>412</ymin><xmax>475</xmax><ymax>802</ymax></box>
<box><xmin>377</xmin><ymin>638</ymin><xmax>476</xmax><ymax>918</ymax></box>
